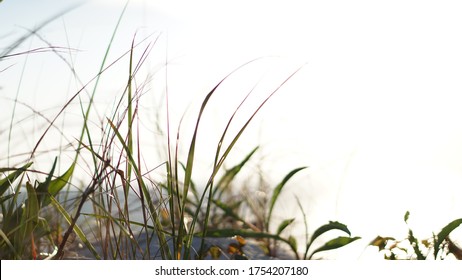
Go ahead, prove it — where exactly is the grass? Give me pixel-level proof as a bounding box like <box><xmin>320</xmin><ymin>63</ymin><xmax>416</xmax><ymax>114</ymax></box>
<box><xmin>1</xmin><ymin>5</ymin><xmax>460</xmax><ymax>260</ymax></box>
<box><xmin>369</xmin><ymin>211</ymin><xmax>462</xmax><ymax>260</ymax></box>
<box><xmin>0</xmin><ymin>7</ymin><xmax>361</xmax><ymax>260</ymax></box>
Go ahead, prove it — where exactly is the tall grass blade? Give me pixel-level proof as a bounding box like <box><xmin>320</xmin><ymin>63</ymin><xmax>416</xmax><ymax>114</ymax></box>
<box><xmin>76</xmin><ymin>0</ymin><xmax>129</xmax><ymax>156</ymax></box>
<box><xmin>189</xmin><ymin>64</ymin><xmax>304</xmax><ymax>258</ymax></box>
<box><xmin>107</xmin><ymin>118</ymin><xmax>172</xmax><ymax>259</ymax></box>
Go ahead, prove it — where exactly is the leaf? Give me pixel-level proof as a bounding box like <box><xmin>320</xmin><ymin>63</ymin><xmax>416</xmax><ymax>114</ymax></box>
<box><xmin>288</xmin><ymin>235</ymin><xmax>298</xmax><ymax>252</ymax></box>
<box><xmin>0</xmin><ymin>162</ymin><xmax>32</xmax><ymax>197</ymax></box>
<box><xmin>49</xmin><ymin>196</ymin><xmax>100</xmax><ymax>259</ymax></box>
<box><xmin>35</xmin><ymin>157</ymin><xmax>58</xmax><ymax>206</ymax></box>
<box><xmin>42</xmin><ymin>163</ymin><xmax>75</xmax><ymax>207</ymax></box>
<box><xmin>434</xmin><ymin>218</ymin><xmax>462</xmax><ymax>259</ymax></box>
<box><xmin>0</xmin><ymin>229</ymin><xmax>16</xmax><ymax>258</ymax></box>
<box><xmin>309</xmin><ymin>221</ymin><xmax>351</xmax><ymax>245</ymax></box>
<box><xmin>35</xmin><ymin>158</ymin><xmax>75</xmax><ymax>208</ymax></box>
<box><xmin>268</xmin><ymin>167</ymin><xmax>307</xmax><ymax>221</ymax></box>
<box><xmin>276</xmin><ymin>218</ymin><xmax>295</xmax><ymax>235</ymax></box>
<box><xmin>214</xmin><ymin>146</ymin><xmax>259</xmax><ymax>197</ymax></box>
<box><xmin>23</xmin><ymin>182</ymin><xmax>40</xmax><ymax>237</ymax></box>
<box><xmin>404</xmin><ymin>211</ymin><xmax>410</xmax><ymax>223</ymax></box>
<box><xmin>369</xmin><ymin>236</ymin><xmax>395</xmax><ymax>251</ymax></box>
<box><xmin>309</xmin><ymin>236</ymin><xmax>361</xmax><ymax>259</ymax></box>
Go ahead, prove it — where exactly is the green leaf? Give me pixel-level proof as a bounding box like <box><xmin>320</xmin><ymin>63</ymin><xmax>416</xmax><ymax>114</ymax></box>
<box><xmin>276</xmin><ymin>218</ymin><xmax>295</xmax><ymax>235</ymax></box>
<box><xmin>23</xmin><ymin>182</ymin><xmax>40</xmax><ymax>237</ymax></box>
<box><xmin>35</xmin><ymin>158</ymin><xmax>75</xmax><ymax>208</ymax></box>
<box><xmin>309</xmin><ymin>221</ymin><xmax>351</xmax><ymax>245</ymax></box>
<box><xmin>288</xmin><ymin>235</ymin><xmax>298</xmax><ymax>252</ymax></box>
<box><xmin>309</xmin><ymin>236</ymin><xmax>361</xmax><ymax>259</ymax></box>
<box><xmin>268</xmin><ymin>167</ymin><xmax>307</xmax><ymax>222</ymax></box>
<box><xmin>36</xmin><ymin>157</ymin><xmax>58</xmax><ymax>206</ymax></box>
<box><xmin>43</xmin><ymin>163</ymin><xmax>75</xmax><ymax>207</ymax></box>
<box><xmin>214</xmin><ymin>146</ymin><xmax>259</xmax><ymax>197</ymax></box>
<box><xmin>213</xmin><ymin>199</ymin><xmax>244</xmax><ymax>222</ymax></box>
<box><xmin>404</xmin><ymin>211</ymin><xmax>410</xmax><ymax>223</ymax></box>
<box><xmin>0</xmin><ymin>162</ymin><xmax>32</xmax><ymax>197</ymax></box>
<box><xmin>434</xmin><ymin>218</ymin><xmax>462</xmax><ymax>259</ymax></box>
<box><xmin>34</xmin><ymin>217</ymin><xmax>53</xmax><ymax>241</ymax></box>
<box><xmin>49</xmin><ymin>196</ymin><xmax>100</xmax><ymax>259</ymax></box>
<box><xmin>0</xmin><ymin>193</ymin><xmax>15</xmax><ymax>204</ymax></box>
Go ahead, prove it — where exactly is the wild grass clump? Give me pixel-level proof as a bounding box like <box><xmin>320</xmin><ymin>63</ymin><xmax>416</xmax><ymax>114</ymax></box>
<box><xmin>369</xmin><ymin>211</ymin><xmax>462</xmax><ymax>260</ymax></box>
<box><xmin>0</xmin><ymin>6</ymin><xmax>363</xmax><ymax>260</ymax></box>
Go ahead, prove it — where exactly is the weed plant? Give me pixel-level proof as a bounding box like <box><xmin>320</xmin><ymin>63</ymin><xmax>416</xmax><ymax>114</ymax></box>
<box><xmin>369</xmin><ymin>211</ymin><xmax>462</xmax><ymax>260</ymax></box>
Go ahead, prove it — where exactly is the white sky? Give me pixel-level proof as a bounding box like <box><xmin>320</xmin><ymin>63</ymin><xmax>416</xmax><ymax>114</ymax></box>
<box><xmin>2</xmin><ymin>0</ymin><xmax>462</xmax><ymax>258</ymax></box>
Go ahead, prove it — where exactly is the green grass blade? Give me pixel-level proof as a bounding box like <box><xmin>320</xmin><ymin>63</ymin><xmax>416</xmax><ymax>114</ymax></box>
<box><xmin>35</xmin><ymin>158</ymin><xmax>75</xmax><ymax>208</ymax></box>
<box><xmin>276</xmin><ymin>218</ymin><xmax>295</xmax><ymax>236</ymax></box>
<box><xmin>76</xmin><ymin>0</ymin><xmax>129</xmax><ymax>151</ymax></box>
<box><xmin>268</xmin><ymin>167</ymin><xmax>307</xmax><ymax>226</ymax></box>
<box><xmin>212</xmin><ymin>199</ymin><xmax>246</xmax><ymax>224</ymax></box>
<box><xmin>288</xmin><ymin>235</ymin><xmax>298</xmax><ymax>254</ymax></box>
<box><xmin>24</xmin><ymin>182</ymin><xmax>39</xmax><ymax>238</ymax></box>
<box><xmin>107</xmin><ymin>118</ymin><xmax>171</xmax><ymax>259</ymax></box>
<box><xmin>35</xmin><ymin>158</ymin><xmax>57</xmax><ymax>206</ymax></box>
<box><xmin>309</xmin><ymin>221</ymin><xmax>351</xmax><ymax>245</ymax></box>
<box><xmin>0</xmin><ymin>162</ymin><xmax>33</xmax><ymax>197</ymax></box>
<box><xmin>189</xmin><ymin>64</ymin><xmax>304</xmax><ymax>258</ymax></box>
<box><xmin>49</xmin><ymin>196</ymin><xmax>101</xmax><ymax>259</ymax></box>
<box><xmin>125</xmin><ymin>34</ymin><xmax>136</xmax><ymax>188</ymax></box>
<box><xmin>309</xmin><ymin>236</ymin><xmax>361</xmax><ymax>259</ymax></box>
<box><xmin>0</xmin><ymin>229</ymin><xmax>17</xmax><ymax>258</ymax></box>
<box><xmin>180</xmin><ymin>71</ymin><xmax>238</xmax><ymax>258</ymax></box>
<box><xmin>213</xmin><ymin>146</ymin><xmax>259</xmax><ymax>198</ymax></box>
<box><xmin>434</xmin><ymin>218</ymin><xmax>462</xmax><ymax>259</ymax></box>
<box><xmin>47</xmin><ymin>163</ymin><xmax>75</xmax><ymax>198</ymax></box>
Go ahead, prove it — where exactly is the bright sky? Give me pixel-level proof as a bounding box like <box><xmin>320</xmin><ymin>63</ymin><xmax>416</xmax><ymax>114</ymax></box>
<box><xmin>2</xmin><ymin>0</ymin><xmax>462</xmax><ymax>258</ymax></box>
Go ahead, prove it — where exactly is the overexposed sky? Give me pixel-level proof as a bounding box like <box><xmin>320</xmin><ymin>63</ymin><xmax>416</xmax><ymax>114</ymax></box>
<box><xmin>2</xmin><ymin>0</ymin><xmax>462</xmax><ymax>257</ymax></box>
